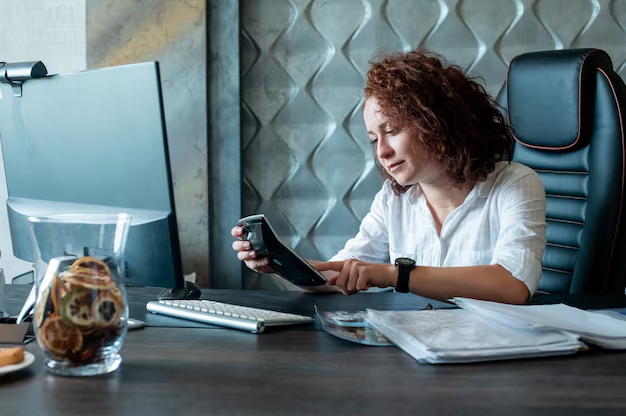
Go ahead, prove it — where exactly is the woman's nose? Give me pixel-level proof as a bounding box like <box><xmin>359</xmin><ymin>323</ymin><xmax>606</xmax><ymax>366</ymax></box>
<box><xmin>376</xmin><ymin>138</ymin><xmax>392</xmax><ymax>159</ymax></box>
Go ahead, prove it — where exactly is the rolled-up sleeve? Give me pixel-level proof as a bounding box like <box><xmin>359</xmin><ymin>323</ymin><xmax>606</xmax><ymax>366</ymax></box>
<box><xmin>491</xmin><ymin>170</ymin><xmax>547</xmax><ymax>296</ymax></box>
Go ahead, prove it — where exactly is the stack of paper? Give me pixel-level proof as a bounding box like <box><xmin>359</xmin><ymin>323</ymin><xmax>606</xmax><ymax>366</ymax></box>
<box><xmin>451</xmin><ymin>298</ymin><xmax>626</xmax><ymax>349</ymax></box>
<box><xmin>365</xmin><ymin>308</ymin><xmax>584</xmax><ymax>364</ymax></box>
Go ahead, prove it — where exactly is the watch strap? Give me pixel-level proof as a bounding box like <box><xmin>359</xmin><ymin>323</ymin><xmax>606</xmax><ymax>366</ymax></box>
<box><xmin>396</xmin><ymin>267</ymin><xmax>411</xmax><ymax>293</ymax></box>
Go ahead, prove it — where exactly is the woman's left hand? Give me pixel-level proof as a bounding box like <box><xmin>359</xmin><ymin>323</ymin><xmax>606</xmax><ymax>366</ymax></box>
<box><xmin>314</xmin><ymin>260</ymin><xmax>397</xmax><ymax>295</ymax></box>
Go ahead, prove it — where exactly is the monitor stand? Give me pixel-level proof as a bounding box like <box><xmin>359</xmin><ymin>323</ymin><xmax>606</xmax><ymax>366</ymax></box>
<box><xmin>158</xmin><ymin>280</ymin><xmax>201</xmax><ymax>300</ymax></box>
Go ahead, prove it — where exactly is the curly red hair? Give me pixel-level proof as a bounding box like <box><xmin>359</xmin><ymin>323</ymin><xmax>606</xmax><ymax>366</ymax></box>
<box><xmin>364</xmin><ymin>49</ymin><xmax>514</xmax><ymax>194</ymax></box>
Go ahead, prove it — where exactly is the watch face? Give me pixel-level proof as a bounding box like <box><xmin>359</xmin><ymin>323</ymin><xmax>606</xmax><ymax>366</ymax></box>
<box><xmin>395</xmin><ymin>257</ymin><xmax>415</xmax><ymax>267</ymax></box>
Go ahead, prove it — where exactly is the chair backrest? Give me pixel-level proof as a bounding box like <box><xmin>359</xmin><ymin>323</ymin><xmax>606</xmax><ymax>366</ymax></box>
<box><xmin>500</xmin><ymin>48</ymin><xmax>626</xmax><ymax>294</ymax></box>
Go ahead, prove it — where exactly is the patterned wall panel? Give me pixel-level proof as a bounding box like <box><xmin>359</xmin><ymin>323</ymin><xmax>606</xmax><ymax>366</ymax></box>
<box><xmin>86</xmin><ymin>0</ymin><xmax>209</xmax><ymax>286</ymax></box>
<box><xmin>240</xmin><ymin>0</ymin><xmax>626</xmax><ymax>289</ymax></box>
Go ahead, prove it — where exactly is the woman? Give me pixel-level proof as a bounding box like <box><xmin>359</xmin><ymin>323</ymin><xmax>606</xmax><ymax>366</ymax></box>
<box><xmin>232</xmin><ymin>48</ymin><xmax>546</xmax><ymax>304</ymax></box>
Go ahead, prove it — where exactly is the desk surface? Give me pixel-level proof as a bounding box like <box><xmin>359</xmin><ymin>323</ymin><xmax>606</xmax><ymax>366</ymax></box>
<box><xmin>2</xmin><ymin>286</ymin><xmax>626</xmax><ymax>415</ymax></box>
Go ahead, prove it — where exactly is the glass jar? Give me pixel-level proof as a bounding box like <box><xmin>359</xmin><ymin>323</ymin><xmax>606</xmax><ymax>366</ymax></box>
<box><xmin>27</xmin><ymin>213</ymin><xmax>131</xmax><ymax>376</ymax></box>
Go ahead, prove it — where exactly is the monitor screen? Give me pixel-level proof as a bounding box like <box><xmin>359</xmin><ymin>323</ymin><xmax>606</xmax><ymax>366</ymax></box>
<box><xmin>0</xmin><ymin>61</ymin><xmax>186</xmax><ymax>293</ymax></box>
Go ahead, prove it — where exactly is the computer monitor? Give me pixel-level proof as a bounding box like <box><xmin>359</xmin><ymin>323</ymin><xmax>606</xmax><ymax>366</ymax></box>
<box><xmin>0</xmin><ymin>60</ymin><xmax>200</xmax><ymax>300</ymax></box>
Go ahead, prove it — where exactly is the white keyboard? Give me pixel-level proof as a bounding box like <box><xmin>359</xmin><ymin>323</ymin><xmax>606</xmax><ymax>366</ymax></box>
<box><xmin>146</xmin><ymin>299</ymin><xmax>314</xmax><ymax>333</ymax></box>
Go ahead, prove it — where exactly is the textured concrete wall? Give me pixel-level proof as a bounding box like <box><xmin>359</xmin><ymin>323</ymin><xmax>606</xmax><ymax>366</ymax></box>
<box><xmin>86</xmin><ymin>0</ymin><xmax>209</xmax><ymax>286</ymax></box>
<box><xmin>0</xmin><ymin>0</ymin><xmax>87</xmax><ymax>283</ymax></box>
<box><xmin>240</xmin><ymin>0</ymin><xmax>626</xmax><ymax>289</ymax></box>
<box><xmin>207</xmin><ymin>1</ymin><xmax>242</xmax><ymax>288</ymax></box>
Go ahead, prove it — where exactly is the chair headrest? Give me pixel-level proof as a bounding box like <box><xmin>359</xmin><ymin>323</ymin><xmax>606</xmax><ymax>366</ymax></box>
<box><xmin>507</xmin><ymin>48</ymin><xmax>613</xmax><ymax>151</ymax></box>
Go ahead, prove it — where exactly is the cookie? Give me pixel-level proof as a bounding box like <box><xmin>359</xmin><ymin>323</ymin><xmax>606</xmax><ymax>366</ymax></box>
<box><xmin>0</xmin><ymin>347</ymin><xmax>25</xmax><ymax>367</ymax></box>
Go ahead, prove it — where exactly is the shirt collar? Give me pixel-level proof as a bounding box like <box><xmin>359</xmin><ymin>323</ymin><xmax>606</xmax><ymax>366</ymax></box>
<box><xmin>407</xmin><ymin>184</ymin><xmax>423</xmax><ymax>206</ymax></box>
<box><xmin>473</xmin><ymin>176</ymin><xmax>494</xmax><ymax>198</ymax></box>
<box><xmin>473</xmin><ymin>162</ymin><xmax>504</xmax><ymax>198</ymax></box>
<box><xmin>406</xmin><ymin>162</ymin><xmax>503</xmax><ymax>204</ymax></box>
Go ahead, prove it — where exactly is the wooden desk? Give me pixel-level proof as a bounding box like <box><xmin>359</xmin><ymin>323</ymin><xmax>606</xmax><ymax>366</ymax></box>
<box><xmin>2</xmin><ymin>286</ymin><xmax>626</xmax><ymax>415</ymax></box>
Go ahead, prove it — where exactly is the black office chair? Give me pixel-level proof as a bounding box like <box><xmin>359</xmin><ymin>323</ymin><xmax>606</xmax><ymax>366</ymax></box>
<box><xmin>500</xmin><ymin>48</ymin><xmax>626</xmax><ymax>294</ymax></box>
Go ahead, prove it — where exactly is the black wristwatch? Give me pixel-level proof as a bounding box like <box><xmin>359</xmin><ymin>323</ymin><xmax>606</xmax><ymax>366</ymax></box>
<box><xmin>394</xmin><ymin>257</ymin><xmax>416</xmax><ymax>293</ymax></box>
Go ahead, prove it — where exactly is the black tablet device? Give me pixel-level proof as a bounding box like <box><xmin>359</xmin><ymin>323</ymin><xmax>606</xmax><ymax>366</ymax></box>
<box><xmin>237</xmin><ymin>214</ymin><xmax>327</xmax><ymax>286</ymax></box>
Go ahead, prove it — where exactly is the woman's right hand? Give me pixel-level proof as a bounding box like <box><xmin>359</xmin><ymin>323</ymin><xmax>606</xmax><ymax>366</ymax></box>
<box><xmin>231</xmin><ymin>226</ymin><xmax>274</xmax><ymax>273</ymax></box>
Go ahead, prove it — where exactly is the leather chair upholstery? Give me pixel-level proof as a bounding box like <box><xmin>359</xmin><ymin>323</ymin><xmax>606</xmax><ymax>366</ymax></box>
<box><xmin>500</xmin><ymin>49</ymin><xmax>626</xmax><ymax>294</ymax></box>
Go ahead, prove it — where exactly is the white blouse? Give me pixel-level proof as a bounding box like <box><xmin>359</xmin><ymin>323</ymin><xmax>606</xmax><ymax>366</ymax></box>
<box><xmin>330</xmin><ymin>161</ymin><xmax>547</xmax><ymax>295</ymax></box>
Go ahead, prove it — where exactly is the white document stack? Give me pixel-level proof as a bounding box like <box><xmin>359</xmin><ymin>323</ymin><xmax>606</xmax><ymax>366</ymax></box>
<box><xmin>365</xmin><ymin>308</ymin><xmax>584</xmax><ymax>364</ymax></box>
<box><xmin>366</xmin><ymin>298</ymin><xmax>626</xmax><ymax>364</ymax></box>
<box><xmin>451</xmin><ymin>298</ymin><xmax>626</xmax><ymax>350</ymax></box>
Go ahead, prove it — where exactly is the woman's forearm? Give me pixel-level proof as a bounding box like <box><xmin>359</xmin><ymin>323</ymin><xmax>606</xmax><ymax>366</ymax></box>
<box><xmin>408</xmin><ymin>264</ymin><xmax>530</xmax><ymax>304</ymax></box>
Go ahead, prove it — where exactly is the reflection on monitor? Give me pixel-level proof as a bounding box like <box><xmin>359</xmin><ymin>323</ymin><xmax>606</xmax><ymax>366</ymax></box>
<box><xmin>0</xmin><ymin>61</ymin><xmax>199</xmax><ymax>300</ymax></box>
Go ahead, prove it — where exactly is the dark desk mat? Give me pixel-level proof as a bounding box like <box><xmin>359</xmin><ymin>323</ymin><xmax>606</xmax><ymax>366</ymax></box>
<box><xmin>132</xmin><ymin>289</ymin><xmax>455</xmax><ymax>330</ymax></box>
<box><xmin>7</xmin><ymin>285</ymin><xmax>626</xmax><ymax>331</ymax></box>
